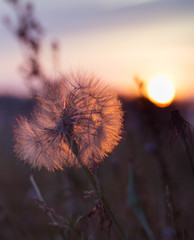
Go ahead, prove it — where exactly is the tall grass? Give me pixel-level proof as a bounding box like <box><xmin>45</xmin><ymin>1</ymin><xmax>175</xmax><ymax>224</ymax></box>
<box><xmin>1</xmin><ymin>96</ymin><xmax>194</xmax><ymax>239</ymax></box>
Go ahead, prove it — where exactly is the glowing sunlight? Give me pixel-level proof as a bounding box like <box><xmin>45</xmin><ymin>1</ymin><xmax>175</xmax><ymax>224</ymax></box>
<box><xmin>147</xmin><ymin>75</ymin><xmax>175</xmax><ymax>107</ymax></box>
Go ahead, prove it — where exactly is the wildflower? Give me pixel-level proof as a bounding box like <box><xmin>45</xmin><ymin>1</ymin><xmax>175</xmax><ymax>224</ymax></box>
<box><xmin>13</xmin><ymin>72</ymin><xmax>123</xmax><ymax>171</ymax></box>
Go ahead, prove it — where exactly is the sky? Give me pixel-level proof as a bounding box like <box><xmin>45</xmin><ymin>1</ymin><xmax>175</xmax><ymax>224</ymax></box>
<box><xmin>0</xmin><ymin>0</ymin><xmax>194</xmax><ymax>100</ymax></box>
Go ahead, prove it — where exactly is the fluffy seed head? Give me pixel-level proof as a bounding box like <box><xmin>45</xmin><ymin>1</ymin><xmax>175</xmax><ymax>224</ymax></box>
<box><xmin>13</xmin><ymin>72</ymin><xmax>123</xmax><ymax>171</ymax></box>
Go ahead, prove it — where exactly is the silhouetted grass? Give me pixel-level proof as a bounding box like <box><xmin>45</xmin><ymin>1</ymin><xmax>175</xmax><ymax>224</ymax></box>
<box><xmin>0</xmin><ymin>96</ymin><xmax>194</xmax><ymax>239</ymax></box>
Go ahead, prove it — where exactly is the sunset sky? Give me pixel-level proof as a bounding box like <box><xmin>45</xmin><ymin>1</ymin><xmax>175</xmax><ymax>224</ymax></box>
<box><xmin>0</xmin><ymin>0</ymin><xmax>194</xmax><ymax>100</ymax></box>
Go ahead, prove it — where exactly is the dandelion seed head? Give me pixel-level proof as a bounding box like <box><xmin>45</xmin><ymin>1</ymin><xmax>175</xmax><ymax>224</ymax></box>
<box><xmin>13</xmin><ymin>72</ymin><xmax>123</xmax><ymax>171</ymax></box>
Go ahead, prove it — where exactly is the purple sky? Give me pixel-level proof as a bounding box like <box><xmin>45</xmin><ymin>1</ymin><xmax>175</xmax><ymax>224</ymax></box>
<box><xmin>0</xmin><ymin>0</ymin><xmax>194</xmax><ymax>99</ymax></box>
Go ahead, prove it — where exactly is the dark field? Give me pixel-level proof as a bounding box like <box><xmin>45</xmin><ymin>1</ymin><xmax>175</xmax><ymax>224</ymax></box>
<box><xmin>0</xmin><ymin>96</ymin><xmax>194</xmax><ymax>240</ymax></box>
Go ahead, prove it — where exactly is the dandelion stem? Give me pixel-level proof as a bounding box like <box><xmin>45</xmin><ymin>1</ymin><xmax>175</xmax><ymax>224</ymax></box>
<box><xmin>81</xmin><ymin>164</ymin><xmax>128</xmax><ymax>240</ymax></box>
<box><xmin>69</xmin><ymin>137</ymin><xmax>128</xmax><ymax>239</ymax></box>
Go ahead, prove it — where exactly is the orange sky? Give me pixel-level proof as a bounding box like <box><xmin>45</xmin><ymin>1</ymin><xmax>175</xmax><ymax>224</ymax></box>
<box><xmin>0</xmin><ymin>0</ymin><xmax>194</xmax><ymax>100</ymax></box>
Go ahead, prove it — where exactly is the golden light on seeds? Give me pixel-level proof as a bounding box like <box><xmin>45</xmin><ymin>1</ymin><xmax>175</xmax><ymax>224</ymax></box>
<box><xmin>147</xmin><ymin>75</ymin><xmax>175</xmax><ymax>107</ymax></box>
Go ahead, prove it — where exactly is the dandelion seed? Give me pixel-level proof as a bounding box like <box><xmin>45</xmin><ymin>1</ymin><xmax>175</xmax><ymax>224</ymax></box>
<box><xmin>13</xmin><ymin>72</ymin><xmax>123</xmax><ymax>171</ymax></box>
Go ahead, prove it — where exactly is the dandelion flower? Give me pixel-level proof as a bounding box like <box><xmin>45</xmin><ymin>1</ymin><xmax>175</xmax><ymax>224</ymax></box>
<box><xmin>13</xmin><ymin>72</ymin><xmax>123</xmax><ymax>171</ymax></box>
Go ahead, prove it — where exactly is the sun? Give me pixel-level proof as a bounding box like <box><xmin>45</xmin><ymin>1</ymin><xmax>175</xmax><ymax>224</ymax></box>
<box><xmin>147</xmin><ymin>75</ymin><xmax>175</xmax><ymax>107</ymax></box>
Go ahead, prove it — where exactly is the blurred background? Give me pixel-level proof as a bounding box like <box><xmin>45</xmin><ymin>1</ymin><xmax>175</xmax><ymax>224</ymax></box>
<box><xmin>0</xmin><ymin>0</ymin><xmax>194</xmax><ymax>99</ymax></box>
<box><xmin>0</xmin><ymin>0</ymin><xmax>194</xmax><ymax>239</ymax></box>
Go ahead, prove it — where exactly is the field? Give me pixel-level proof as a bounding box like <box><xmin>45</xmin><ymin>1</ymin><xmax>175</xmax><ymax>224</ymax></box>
<box><xmin>0</xmin><ymin>95</ymin><xmax>194</xmax><ymax>240</ymax></box>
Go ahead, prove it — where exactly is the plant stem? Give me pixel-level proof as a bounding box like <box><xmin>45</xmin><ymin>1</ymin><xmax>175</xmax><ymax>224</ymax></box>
<box><xmin>81</xmin><ymin>164</ymin><xmax>128</xmax><ymax>240</ymax></box>
<box><xmin>182</xmin><ymin>138</ymin><xmax>194</xmax><ymax>181</ymax></box>
<box><xmin>30</xmin><ymin>175</ymin><xmax>57</xmax><ymax>225</ymax></box>
<box><xmin>68</xmin><ymin>137</ymin><xmax>128</xmax><ymax>239</ymax></box>
<box><xmin>30</xmin><ymin>175</ymin><xmax>83</xmax><ymax>240</ymax></box>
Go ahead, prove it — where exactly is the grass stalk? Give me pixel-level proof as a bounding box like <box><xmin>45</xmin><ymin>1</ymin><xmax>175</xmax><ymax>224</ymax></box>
<box><xmin>30</xmin><ymin>175</ymin><xmax>83</xmax><ymax>240</ymax></box>
<box><xmin>68</xmin><ymin>136</ymin><xmax>128</xmax><ymax>240</ymax></box>
<box><xmin>182</xmin><ymin>138</ymin><xmax>194</xmax><ymax>181</ymax></box>
<box><xmin>30</xmin><ymin>175</ymin><xmax>58</xmax><ymax>225</ymax></box>
<box><xmin>82</xmin><ymin>164</ymin><xmax>128</xmax><ymax>240</ymax></box>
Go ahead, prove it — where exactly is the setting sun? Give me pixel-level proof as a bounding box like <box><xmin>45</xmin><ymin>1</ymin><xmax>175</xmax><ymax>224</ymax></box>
<box><xmin>147</xmin><ymin>75</ymin><xmax>175</xmax><ymax>107</ymax></box>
